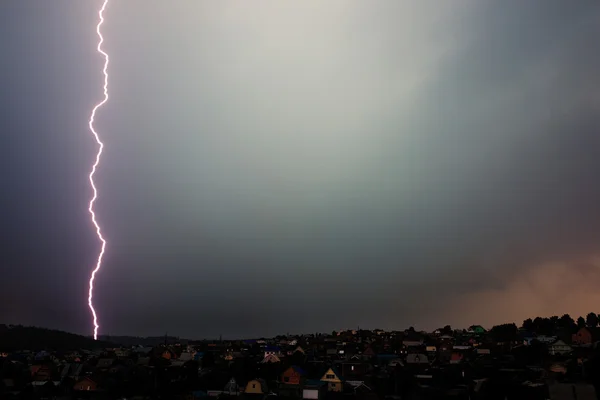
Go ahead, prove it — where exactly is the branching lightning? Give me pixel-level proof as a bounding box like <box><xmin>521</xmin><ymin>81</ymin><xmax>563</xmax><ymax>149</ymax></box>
<box><xmin>88</xmin><ymin>0</ymin><xmax>110</xmax><ymax>341</ymax></box>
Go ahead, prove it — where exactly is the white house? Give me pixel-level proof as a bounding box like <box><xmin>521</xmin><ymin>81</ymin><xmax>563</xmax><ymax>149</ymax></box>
<box><xmin>549</xmin><ymin>340</ymin><xmax>572</xmax><ymax>355</ymax></box>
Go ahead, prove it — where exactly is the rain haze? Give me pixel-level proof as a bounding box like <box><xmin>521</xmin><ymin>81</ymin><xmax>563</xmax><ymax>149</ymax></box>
<box><xmin>2</xmin><ymin>0</ymin><xmax>600</xmax><ymax>339</ymax></box>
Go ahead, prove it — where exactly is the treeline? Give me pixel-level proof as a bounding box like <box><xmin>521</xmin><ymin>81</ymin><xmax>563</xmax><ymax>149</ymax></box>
<box><xmin>0</xmin><ymin>324</ymin><xmax>112</xmax><ymax>351</ymax></box>
<box><xmin>487</xmin><ymin>313</ymin><xmax>599</xmax><ymax>343</ymax></box>
<box><xmin>521</xmin><ymin>312</ymin><xmax>599</xmax><ymax>335</ymax></box>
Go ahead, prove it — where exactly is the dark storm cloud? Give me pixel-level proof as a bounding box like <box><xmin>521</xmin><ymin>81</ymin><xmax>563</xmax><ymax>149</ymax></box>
<box><xmin>2</xmin><ymin>0</ymin><xmax>600</xmax><ymax>338</ymax></box>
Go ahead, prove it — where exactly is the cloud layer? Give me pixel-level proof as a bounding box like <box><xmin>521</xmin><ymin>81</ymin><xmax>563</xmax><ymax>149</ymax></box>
<box><xmin>2</xmin><ymin>0</ymin><xmax>599</xmax><ymax>338</ymax></box>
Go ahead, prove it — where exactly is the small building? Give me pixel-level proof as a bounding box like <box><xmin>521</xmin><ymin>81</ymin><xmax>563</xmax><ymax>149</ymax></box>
<box><xmin>549</xmin><ymin>340</ymin><xmax>572</xmax><ymax>355</ymax></box>
<box><xmin>281</xmin><ymin>365</ymin><xmax>306</xmax><ymax>385</ymax></box>
<box><xmin>320</xmin><ymin>367</ymin><xmax>343</xmax><ymax>392</ymax></box>
<box><xmin>572</xmin><ymin>327</ymin><xmax>597</xmax><ymax>345</ymax></box>
<box><xmin>303</xmin><ymin>380</ymin><xmax>326</xmax><ymax>399</ymax></box>
<box><xmin>73</xmin><ymin>377</ymin><xmax>97</xmax><ymax>391</ymax></box>
<box><xmin>261</xmin><ymin>354</ymin><xmax>281</xmax><ymax>363</ymax></box>
<box><xmin>468</xmin><ymin>325</ymin><xmax>487</xmax><ymax>335</ymax></box>
<box><xmin>406</xmin><ymin>354</ymin><xmax>429</xmax><ymax>365</ymax></box>
<box><xmin>245</xmin><ymin>379</ymin><xmax>267</xmax><ymax>394</ymax></box>
<box><xmin>223</xmin><ymin>378</ymin><xmax>239</xmax><ymax>395</ymax></box>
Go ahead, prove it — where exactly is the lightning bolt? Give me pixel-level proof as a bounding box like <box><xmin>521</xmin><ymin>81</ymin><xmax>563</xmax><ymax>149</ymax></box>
<box><xmin>88</xmin><ymin>0</ymin><xmax>110</xmax><ymax>341</ymax></box>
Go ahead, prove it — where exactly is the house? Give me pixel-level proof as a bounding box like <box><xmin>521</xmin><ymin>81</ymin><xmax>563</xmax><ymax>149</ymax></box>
<box><xmin>402</xmin><ymin>339</ymin><xmax>424</xmax><ymax>347</ymax></box>
<box><xmin>114</xmin><ymin>348</ymin><xmax>130</xmax><ymax>358</ymax></box>
<box><xmin>320</xmin><ymin>367</ymin><xmax>343</xmax><ymax>392</ymax></box>
<box><xmin>30</xmin><ymin>364</ymin><xmax>53</xmax><ymax>381</ymax></box>
<box><xmin>326</xmin><ymin>348</ymin><xmax>338</xmax><ymax>358</ymax></box>
<box><xmin>264</xmin><ymin>346</ymin><xmax>282</xmax><ymax>358</ymax></box>
<box><xmin>468</xmin><ymin>325</ymin><xmax>487</xmax><ymax>335</ymax></box>
<box><xmin>303</xmin><ymin>379</ymin><xmax>326</xmax><ymax>399</ymax></box>
<box><xmin>340</xmin><ymin>361</ymin><xmax>367</xmax><ymax>381</ymax></box>
<box><xmin>162</xmin><ymin>349</ymin><xmax>175</xmax><ymax>359</ymax></box>
<box><xmin>34</xmin><ymin>351</ymin><xmax>50</xmax><ymax>361</ymax></box>
<box><xmin>223</xmin><ymin>377</ymin><xmax>239</xmax><ymax>395</ymax></box>
<box><xmin>549</xmin><ymin>340</ymin><xmax>572</xmax><ymax>355</ymax></box>
<box><xmin>137</xmin><ymin>357</ymin><xmax>151</xmax><ymax>366</ymax></box>
<box><xmin>245</xmin><ymin>379</ymin><xmax>267</xmax><ymax>394</ymax></box>
<box><xmin>346</xmin><ymin>381</ymin><xmax>374</xmax><ymax>396</ymax></box>
<box><xmin>281</xmin><ymin>366</ymin><xmax>306</xmax><ymax>385</ymax></box>
<box><xmin>362</xmin><ymin>346</ymin><xmax>376</xmax><ymax>360</ymax></box>
<box><xmin>261</xmin><ymin>354</ymin><xmax>281</xmax><ymax>363</ymax></box>
<box><xmin>388</xmin><ymin>358</ymin><xmax>404</xmax><ymax>368</ymax></box>
<box><xmin>279</xmin><ymin>366</ymin><xmax>306</xmax><ymax>398</ymax></box>
<box><xmin>536</xmin><ymin>335</ymin><xmax>558</xmax><ymax>344</ymax></box>
<box><xmin>73</xmin><ymin>377</ymin><xmax>97</xmax><ymax>391</ymax></box>
<box><xmin>450</xmin><ymin>352</ymin><xmax>464</xmax><ymax>364</ymax></box>
<box><xmin>406</xmin><ymin>354</ymin><xmax>429</xmax><ymax>365</ymax></box>
<box><xmin>179</xmin><ymin>351</ymin><xmax>195</xmax><ymax>361</ymax></box>
<box><xmin>572</xmin><ymin>327</ymin><xmax>598</xmax><ymax>345</ymax></box>
<box><xmin>476</xmin><ymin>348</ymin><xmax>491</xmax><ymax>355</ymax></box>
<box><xmin>96</xmin><ymin>358</ymin><xmax>115</xmax><ymax>369</ymax></box>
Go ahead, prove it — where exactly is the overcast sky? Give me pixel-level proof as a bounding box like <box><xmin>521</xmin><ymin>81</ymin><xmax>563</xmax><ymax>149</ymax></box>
<box><xmin>2</xmin><ymin>0</ymin><xmax>600</xmax><ymax>339</ymax></box>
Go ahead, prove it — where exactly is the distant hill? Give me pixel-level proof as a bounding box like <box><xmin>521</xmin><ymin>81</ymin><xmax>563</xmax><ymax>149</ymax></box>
<box><xmin>0</xmin><ymin>325</ymin><xmax>112</xmax><ymax>351</ymax></box>
<box><xmin>97</xmin><ymin>335</ymin><xmax>184</xmax><ymax>347</ymax></box>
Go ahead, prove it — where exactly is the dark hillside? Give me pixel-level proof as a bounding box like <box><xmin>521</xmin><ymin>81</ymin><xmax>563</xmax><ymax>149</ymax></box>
<box><xmin>0</xmin><ymin>325</ymin><xmax>112</xmax><ymax>351</ymax></box>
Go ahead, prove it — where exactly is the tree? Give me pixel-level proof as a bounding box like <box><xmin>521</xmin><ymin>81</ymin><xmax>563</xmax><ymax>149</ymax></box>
<box><xmin>490</xmin><ymin>323</ymin><xmax>518</xmax><ymax>343</ymax></box>
<box><xmin>540</xmin><ymin>318</ymin><xmax>555</xmax><ymax>335</ymax></box>
<box><xmin>522</xmin><ymin>318</ymin><xmax>534</xmax><ymax>331</ymax></box>
<box><xmin>587</xmin><ymin>313</ymin><xmax>599</xmax><ymax>328</ymax></box>
<box><xmin>577</xmin><ymin>317</ymin><xmax>586</xmax><ymax>329</ymax></box>
<box><xmin>559</xmin><ymin>314</ymin><xmax>576</xmax><ymax>330</ymax></box>
<box><xmin>442</xmin><ymin>325</ymin><xmax>452</xmax><ymax>335</ymax></box>
<box><xmin>532</xmin><ymin>317</ymin><xmax>554</xmax><ymax>335</ymax></box>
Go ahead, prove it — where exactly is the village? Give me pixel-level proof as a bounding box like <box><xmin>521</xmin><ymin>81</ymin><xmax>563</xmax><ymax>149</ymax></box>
<box><xmin>2</xmin><ymin>321</ymin><xmax>600</xmax><ymax>400</ymax></box>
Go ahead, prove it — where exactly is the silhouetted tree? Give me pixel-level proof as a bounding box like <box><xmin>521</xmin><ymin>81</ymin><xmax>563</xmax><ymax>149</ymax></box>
<box><xmin>559</xmin><ymin>314</ymin><xmax>576</xmax><ymax>330</ymax></box>
<box><xmin>587</xmin><ymin>312</ymin><xmax>599</xmax><ymax>328</ymax></box>
<box><xmin>490</xmin><ymin>323</ymin><xmax>518</xmax><ymax>343</ymax></box>
<box><xmin>442</xmin><ymin>325</ymin><xmax>452</xmax><ymax>335</ymax></box>
<box><xmin>577</xmin><ymin>317</ymin><xmax>586</xmax><ymax>329</ymax></box>
<box><xmin>532</xmin><ymin>317</ymin><xmax>554</xmax><ymax>335</ymax></box>
<box><xmin>522</xmin><ymin>318</ymin><xmax>534</xmax><ymax>331</ymax></box>
<box><xmin>542</xmin><ymin>318</ymin><xmax>555</xmax><ymax>335</ymax></box>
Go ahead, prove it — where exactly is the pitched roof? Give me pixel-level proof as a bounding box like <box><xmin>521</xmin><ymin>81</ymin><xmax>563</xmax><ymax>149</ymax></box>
<box><xmin>290</xmin><ymin>365</ymin><xmax>306</xmax><ymax>375</ymax></box>
<box><xmin>321</xmin><ymin>367</ymin><xmax>342</xmax><ymax>381</ymax></box>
